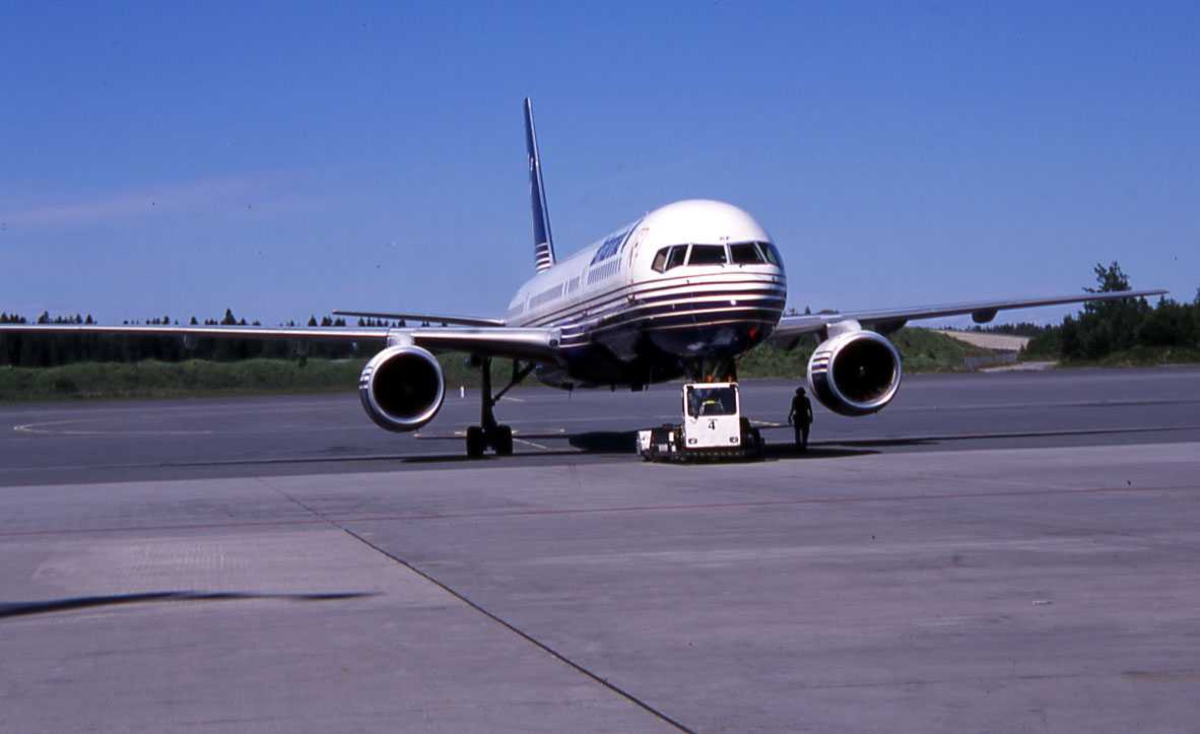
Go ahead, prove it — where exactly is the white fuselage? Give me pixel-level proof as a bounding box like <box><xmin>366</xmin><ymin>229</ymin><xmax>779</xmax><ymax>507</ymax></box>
<box><xmin>506</xmin><ymin>199</ymin><xmax>788</xmax><ymax>386</ymax></box>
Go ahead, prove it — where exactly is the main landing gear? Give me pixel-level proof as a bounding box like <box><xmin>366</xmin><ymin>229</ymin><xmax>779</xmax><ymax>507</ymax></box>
<box><xmin>466</xmin><ymin>357</ymin><xmax>534</xmax><ymax>458</ymax></box>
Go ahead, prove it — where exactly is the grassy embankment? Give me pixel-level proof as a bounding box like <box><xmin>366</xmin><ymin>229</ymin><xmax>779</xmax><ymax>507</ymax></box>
<box><xmin>1032</xmin><ymin>346</ymin><xmax>1200</xmax><ymax>367</ymax></box>
<box><xmin>0</xmin><ymin>328</ymin><xmax>992</xmax><ymax>402</ymax></box>
<box><xmin>0</xmin><ymin>356</ymin><xmax>520</xmax><ymax>402</ymax></box>
<box><xmin>1021</xmin><ymin>331</ymin><xmax>1200</xmax><ymax>367</ymax></box>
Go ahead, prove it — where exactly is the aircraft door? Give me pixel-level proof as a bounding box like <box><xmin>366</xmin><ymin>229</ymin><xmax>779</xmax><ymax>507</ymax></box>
<box><xmin>626</xmin><ymin>227</ymin><xmax>646</xmax><ymax>287</ymax></box>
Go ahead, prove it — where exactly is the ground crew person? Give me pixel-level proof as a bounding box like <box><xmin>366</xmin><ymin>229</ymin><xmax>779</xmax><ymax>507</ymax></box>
<box><xmin>788</xmin><ymin>387</ymin><xmax>813</xmax><ymax>452</ymax></box>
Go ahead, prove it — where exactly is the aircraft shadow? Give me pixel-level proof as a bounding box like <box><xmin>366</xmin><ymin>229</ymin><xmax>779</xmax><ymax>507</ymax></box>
<box><xmin>568</xmin><ymin>430</ymin><xmax>639</xmax><ymax>454</ymax></box>
<box><xmin>0</xmin><ymin>590</ymin><xmax>376</xmax><ymax>620</ymax></box>
<box><xmin>567</xmin><ymin>430</ymin><xmax>878</xmax><ymax>461</ymax></box>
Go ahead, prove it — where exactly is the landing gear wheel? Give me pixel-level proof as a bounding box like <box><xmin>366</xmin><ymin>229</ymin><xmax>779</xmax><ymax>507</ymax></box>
<box><xmin>493</xmin><ymin>425</ymin><xmax>514</xmax><ymax>456</ymax></box>
<box><xmin>467</xmin><ymin>356</ymin><xmax>534</xmax><ymax>458</ymax></box>
<box><xmin>746</xmin><ymin>427</ymin><xmax>765</xmax><ymax>459</ymax></box>
<box><xmin>466</xmin><ymin>426</ymin><xmax>485</xmax><ymax>458</ymax></box>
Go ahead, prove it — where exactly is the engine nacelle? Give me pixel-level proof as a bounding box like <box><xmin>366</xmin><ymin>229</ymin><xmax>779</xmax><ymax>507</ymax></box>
<box><xmin>807</xmin><ymin>330</ymin><xmax>903</xmax><ymax>416</ymax></box>
<box><xmin>359</xmin><ymin>345</ymin><xmax>445</xmax><ymax>432</ymax></box>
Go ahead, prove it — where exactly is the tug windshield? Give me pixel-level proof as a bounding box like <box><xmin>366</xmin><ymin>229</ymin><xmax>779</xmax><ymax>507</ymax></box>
<box><xmin>686</xmin><ymin>385</ymin><xmax>739</xmax><ymax>417</ymax></box>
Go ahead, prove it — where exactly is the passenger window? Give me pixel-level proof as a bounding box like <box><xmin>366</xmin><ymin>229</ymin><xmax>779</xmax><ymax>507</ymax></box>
<box><xmin>666</xmin><ymin>245</ymin><xmax>688</xmax><ymax>270</ymax></box>
<box><xmin>688</xmin><ymin>245</ymin><xmax>727</xmax><ymax>266</ymax></box>
<box><xmin>730</xmin><ymin>243</ymin><xmax>765</xmax><ymax>265</ymax></box>
<box><xmin>651</xmin><ymin>247</ymin><xmax>670</xmax><ymax>272</ymax></box>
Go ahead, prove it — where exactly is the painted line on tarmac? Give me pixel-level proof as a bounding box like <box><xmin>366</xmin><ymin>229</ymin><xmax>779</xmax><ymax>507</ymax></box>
<box><xmin>13</xmin><ymin>418</ymin><xmax>213</xmax><ymax>436</ymax></box>
<box><xmin>804</xmin><ymin>424</ymin><xmax>1200</xmax><ymax>447</ymax></box>
<box><xmin>1</xmin><ymin>397</ymin><xmax>357</xmax><ymax>421</ymax></box>
<box><xmin>870</xmin><ymin>397</ymin><xmax>1200</xmax><ymax>414</ymax></box>
<box><xmin>406</xmin><ymin>428</ymin><xmax>552</xmax><ymax>450</ymax></box>
<box><xmin>415</xmin><ymin>428</ymin><xmax>568</xmax><ymax>440</ymax></box>
<box><xmin>0</xmin><ymin>445</ymin><xmax>581</xmax><ymax>472</ymax></box>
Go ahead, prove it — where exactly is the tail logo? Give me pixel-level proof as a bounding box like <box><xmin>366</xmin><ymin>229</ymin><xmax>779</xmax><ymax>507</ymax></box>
<box><xmin>524</xmin><ymin>98</ymin><xmax>557</xmax><ymax>273</ymax></box>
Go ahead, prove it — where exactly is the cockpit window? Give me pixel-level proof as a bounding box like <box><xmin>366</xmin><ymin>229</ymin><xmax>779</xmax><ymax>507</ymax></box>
<box><xmin>730</xmin><ymin>242</ymin><xmax>765</xmax><ymax>265</ymax></box>
<box><xmin>688</xmin><ymin>245</ymin><xmax>727</xmax><ymax>266</ymax></box>
<box><xmin>666</xmin><ymin>245</ymin><xmax>688</xmax><ymax>270</ymax></box>
<box><xmin>651</xmin><ymin>247</ymin><xmax>669</xmax><ymax>272</ymax></box>
<box><xmin>655</xmin><ymin>243</ymin><xmax>746</xmax><ymax>272</ymax></box>
<box><xmin>760</xmin><ymin>242</ymin><xmax>782</xmax><ymax>266</ymax></box>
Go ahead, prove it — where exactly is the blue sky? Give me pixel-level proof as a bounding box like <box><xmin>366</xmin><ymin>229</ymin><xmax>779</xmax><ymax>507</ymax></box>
<box><xmin>1</xmin><ymin>2</ymin><xmax>1196</xmax><ymax>326</ymax></box>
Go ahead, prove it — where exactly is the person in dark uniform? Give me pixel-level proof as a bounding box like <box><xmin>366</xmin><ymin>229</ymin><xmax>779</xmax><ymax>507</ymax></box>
<box><xmin>788</xmin><ymin>387</ymin><xmax>813</xmax><ymax>452</ymax></box>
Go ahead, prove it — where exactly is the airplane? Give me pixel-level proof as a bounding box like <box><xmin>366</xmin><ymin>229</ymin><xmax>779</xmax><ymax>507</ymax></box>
<box><xmin>0</xmin><ymin>99</ymin><xmax>1166</xmax><ymax>457</ymax></box>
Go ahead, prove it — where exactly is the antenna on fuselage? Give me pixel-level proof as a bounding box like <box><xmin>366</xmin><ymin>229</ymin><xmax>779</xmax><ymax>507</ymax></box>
<box><xmin>524</xmin><ymin>98</ymin><xmax>556</xmax><ymax>273</ymax></box>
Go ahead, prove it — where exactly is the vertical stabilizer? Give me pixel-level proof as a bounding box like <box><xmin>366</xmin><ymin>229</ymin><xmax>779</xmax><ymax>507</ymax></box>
<box><xmin>524</xmin><ymin>98</ymin><xmax>556</xmax><ymax>273</ymax></box>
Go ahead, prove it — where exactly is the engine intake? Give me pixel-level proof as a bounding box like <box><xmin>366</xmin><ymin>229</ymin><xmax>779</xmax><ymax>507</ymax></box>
<box><xmin>807</xmin><ymin>330</ymin><xmax>902</xmax><ymax>416</ymax></box>
<box><xmin>359</xmin><ymin>345</ymin><xmax>445</xmax><ymax>432</ymax></box>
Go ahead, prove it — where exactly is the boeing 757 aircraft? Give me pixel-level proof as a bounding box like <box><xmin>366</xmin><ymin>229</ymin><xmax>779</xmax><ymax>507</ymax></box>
<box><xmin>1</xmin><ymin>100</ymin><xmax>1164</xmax><ymax>456</ymax></box>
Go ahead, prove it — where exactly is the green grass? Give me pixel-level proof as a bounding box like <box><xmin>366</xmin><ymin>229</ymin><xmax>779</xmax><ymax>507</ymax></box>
<box><xmin>0</xmin><ymin>355</ymin><xmax>529</xmax><ymax>402</ymax></box>
<box><xmin>0</xmin><ymin>359</ymin><xmax>365</xmax><ymax>401</ymax></box>
<box><xmin>0</xmin><ymin>328</ymin><xmax>993</xmax><ymax>402</ymax></box>
<box><xmin>1057</xmin><ymin>346</ymin><xmax>1200</xmax><ymax>368</ymax></box>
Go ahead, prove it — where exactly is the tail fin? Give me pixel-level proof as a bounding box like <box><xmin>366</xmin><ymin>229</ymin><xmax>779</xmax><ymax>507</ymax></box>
<box><xmin>524</xmin><ymin>98</ymin><xmax>556</xmax><ymax>273</ymax></box>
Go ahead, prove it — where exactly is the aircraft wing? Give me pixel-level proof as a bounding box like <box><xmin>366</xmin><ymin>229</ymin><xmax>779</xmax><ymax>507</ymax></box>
<box><xmin>396</xmin><ymin>326</ymin><xmax>560</xmax><ymax>362</ymax></box>
<box><xmin>770</xmin><ymin>289</ymin><xmax>1168</xmax><ymax>342</ymax></box>
<box><xmin>0</xmin><ymin>323</ymin><xmax>392</xmax><ymax>341</ymax></box>
<box><xmin>0</xmin><ymin>323</ymin><xmax>562</xmax><ymax>363</ymax></box>
<box><xmin>332</xmin><ymin>310</ymin><xmax>506</xmax><ymax>327</ymax></box>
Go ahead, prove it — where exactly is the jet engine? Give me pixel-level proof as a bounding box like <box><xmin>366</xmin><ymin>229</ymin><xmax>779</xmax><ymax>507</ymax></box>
<box><xmin>359</xmin><ymin>345</ymin><xmax>445</xmax><ymax>431</ymax></box>
<box><xmin>807</xmin><ymin>330</ymin><xmax>902</xmax><ymax>416</ymax></box>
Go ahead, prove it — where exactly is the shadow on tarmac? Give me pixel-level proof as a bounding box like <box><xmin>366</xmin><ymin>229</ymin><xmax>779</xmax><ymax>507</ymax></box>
<box><xmin>0</xmin><ymin>591</ymin><xmax>377</xmax><ymax>619</ymax></box>
<box><xmin>763</xmin><ymin>444</ymin><xmax>878</xmax><ymax>461</ymax></box>
<box><xmin>566</xmin><ymin>430</ymin><xmax>879</xmax><ymax>461</ymax></box>
<box><xmin>568</xmin><ymin>431</ymin><xmax>638</xmax><ymax>453</ymax></box>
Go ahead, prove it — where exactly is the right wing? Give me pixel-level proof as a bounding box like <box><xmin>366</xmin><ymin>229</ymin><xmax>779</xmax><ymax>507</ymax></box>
<box><xmin>770</xmin><ymin>289</ymin><xmax>1168</xmax><ymax>342</ymax></box>
<box><xmin>0</xmin><ymin>323</ymin><xmax>562</xmax><ymax>363</ymax></box>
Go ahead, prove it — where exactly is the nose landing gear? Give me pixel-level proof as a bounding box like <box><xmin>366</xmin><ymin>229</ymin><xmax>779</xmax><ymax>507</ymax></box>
<box><xmin>466</xmin><ymin>357</ymin><xmax>533</xmax><ymax>458</ymax></box>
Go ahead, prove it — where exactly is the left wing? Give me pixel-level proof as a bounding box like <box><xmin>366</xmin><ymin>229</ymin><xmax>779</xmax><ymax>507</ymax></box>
<box><xmin>332</xmin><ymin>310</ymin><xmax>506</xmax><ymax>327</ymax></box>
<box><xmin>0</xmin><ymin>323</ymin><xmax>391</xmax><ymax>342</ymax></box>
<box><xmin>0</xmin><ymin>323</ymin><xmax>562</xmax><ymax>363</ymax></box>
<box><xmin>770</xmin><ymin>289</ymin><xmax>1167</xmax><ymax>342</ymax></box>
<box><xmin>397</xmin><ymin>326</ymin><xmax>560</xmax><ymax>362</ymax></box>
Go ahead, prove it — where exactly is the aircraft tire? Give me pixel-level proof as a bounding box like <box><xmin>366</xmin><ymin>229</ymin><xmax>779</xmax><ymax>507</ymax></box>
<box><xmin>466</xmin><ymin>426</ymin><xmax>485</xmax><ymax>458</ymax></box>
<box><xmin>494</xmin><ymin>425</ymin><xmax>514</xmax><ymax>456</ymax></box>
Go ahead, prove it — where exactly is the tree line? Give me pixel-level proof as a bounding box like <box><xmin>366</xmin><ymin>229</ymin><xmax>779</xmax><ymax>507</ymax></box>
<box><xmin>1023</xmin><ymin>262</ymin><xmax>1199</xmax><ymax>361</ymax></box>
<box><xmin>0</xmin><ymin>309</ymin><xmax>372</xmax><ymax>367</ymax></box>
<box><xmin>4</xmin><ymin>264</ymin><xmax>1196</xmax><ymax>369</ymax></box>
